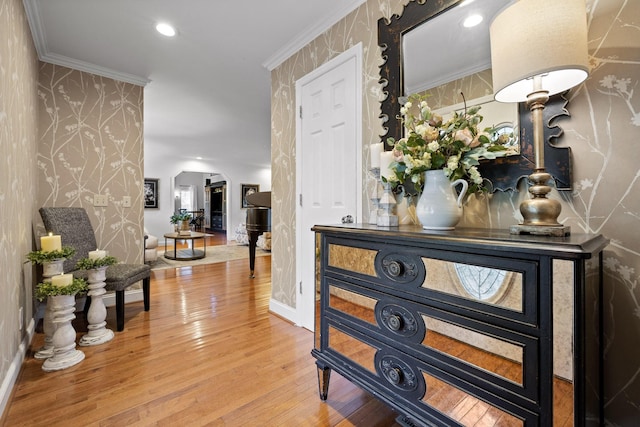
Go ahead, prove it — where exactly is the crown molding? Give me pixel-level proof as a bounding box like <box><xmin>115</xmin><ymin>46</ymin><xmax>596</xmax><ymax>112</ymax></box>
<box><xmin>262</xmin><ymin>0</ymin><xmax>367</xmax><ymax>71</ymax></box>
<box><xmin>39</xmin><ymin>52</ymin><xmax>151</xmax><ymax>86</ymax></box>
<box><xmin>22</xmin><ymin>0</ymin><xmax>46</xmax><ymax>54</ymax></box>
<box><xmin>406</xmin><ymin>62</ymin><xmax>492</xmax><ymax>95</ymax></box>
<box><xmin>22</xmin><ymin>0</ymin><xmax>150</xmax><ymax>87</ymax></box>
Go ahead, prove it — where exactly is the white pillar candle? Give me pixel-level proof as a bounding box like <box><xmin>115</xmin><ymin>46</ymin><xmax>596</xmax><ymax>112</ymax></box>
<box><xmin>370</xmin><ymin>143</ymin><xmax>383</xmax><ymax>168</ymax></box>
<box><xmin>51</xmin><ymin>273</ymin><xmax>73</xmax><ymax>287</ymax></box>
<box><xmin>88</xmin><ymin>249</ymin><xmax>106</xmax><ymax>260</ymax></box>
<box><xmin>41</xmin><ymin>234</ymin><xmax>62</xmax><ymax>252</ymax></box>
<box><xmin>380</xmin><ymin>151</ymin><xmax>395</xmax><ymax>180</ymax></box>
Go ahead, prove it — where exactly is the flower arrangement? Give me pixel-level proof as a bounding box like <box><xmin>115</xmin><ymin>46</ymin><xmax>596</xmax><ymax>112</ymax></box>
<box><xmin>385</xmin><ymin>93</ymin><xmax>515</xmax><ymax>195</ymax></box>
<box><xmin>75</xmin><ymin>255</ymin><xmax>118</xmax><ymax>270</ymax></box>
<box><xmin>170</xmin><ymin>212</ymin><xmax>192</xmax><ymax>224</ymax></box>
<box><xmin>26</xmin><ymin>247</ymin><xmax>76</xmax><ymax>264</ymax></box>
<box><xmin>35</xmin><ymin>278</ymin><xmax>88</xmax><ymax>301</ymax></box>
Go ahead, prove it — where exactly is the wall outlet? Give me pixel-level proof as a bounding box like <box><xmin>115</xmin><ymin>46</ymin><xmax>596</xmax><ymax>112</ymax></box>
<box><xmin>94</xmin><ymin>194</ymin><xmax>108</xmax><ymax>207</ymax></box>
<box><xmin>122</xmin><ymin>196</ymin><xmax>131</xmax><ymax>208</ymax></box>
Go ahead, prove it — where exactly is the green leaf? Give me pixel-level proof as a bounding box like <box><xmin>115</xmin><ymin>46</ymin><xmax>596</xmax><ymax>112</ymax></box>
<box><xmin>34</xmin><ymin>278</ymin><xmax>88</xmax><ymax>301</ymax></box>
<box><xmin>26</xmin><ymin>246</ymin><xmax>76</xmax><ymax>264</ymax></box>
<box><xmin>75</xmin><ymin>256</ymin><xmax>118</xmax><ymax>270</ymax></box>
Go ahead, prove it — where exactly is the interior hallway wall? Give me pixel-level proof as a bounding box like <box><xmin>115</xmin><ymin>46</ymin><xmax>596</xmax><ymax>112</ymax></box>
<box><xmin>36</xmin><ymin>63</ymin><xmax>145</xmax><ymax>265</ymax></box>
<box><xmin>270</xmin><ymin>0</ymin><xmax>640</xmax><ymax>423</ymax></box>
<box><xmin>0</xmin><ymin>0</ymin><xmax>39</xmax><ymax>415</ymax></box>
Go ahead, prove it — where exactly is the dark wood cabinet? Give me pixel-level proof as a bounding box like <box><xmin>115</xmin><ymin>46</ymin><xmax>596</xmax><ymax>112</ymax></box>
<box><xmin>312</xmin><ymin>224</ymin><xmax>608</xmax><ymax>426</ymax></box>
<box><xmin>206</xmin><ymin>182</ymin><xmax>226</xmax><ymax>231</ymax></box>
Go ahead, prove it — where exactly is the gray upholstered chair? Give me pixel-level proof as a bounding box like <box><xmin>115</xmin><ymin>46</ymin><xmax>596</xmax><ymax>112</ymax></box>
<box><xmin>39</xmin><ymin>207</ymin><xmax>151</xmax><ymax>331</ymax></box>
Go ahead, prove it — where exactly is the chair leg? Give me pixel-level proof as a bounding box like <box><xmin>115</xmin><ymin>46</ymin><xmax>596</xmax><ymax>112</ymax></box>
<box><xmin>116</xmin><ymin>290</ymin><xmax>125</xmax><ymax>332</ymax></box>
<box><xmin>143</xmin><ymin>277</ymin><xmax>150</xmax><ymax>311</ymax></box>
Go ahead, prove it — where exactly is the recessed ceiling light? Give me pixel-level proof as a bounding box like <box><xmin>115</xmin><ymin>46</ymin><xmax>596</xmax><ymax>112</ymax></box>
<box><xmin>156</xmin><ymin>22</ymin><xmax>176</xmax><ymax>37</ymax></box>
<box><xmin>463</xmin><ymin>14</ymin><xmax>483</xmax><ymax>28</ymax></box>
<box><xmin>196</xmin><ymin>156</ymin><xmax>202</xmax><ymax>160</ymax></box>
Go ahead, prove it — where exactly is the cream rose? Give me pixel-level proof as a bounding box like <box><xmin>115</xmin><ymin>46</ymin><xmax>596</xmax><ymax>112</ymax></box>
<box><xmin>447</xmin><ymin>155</ymin><xmax>459</xmax><ymax>170</ymax></box>
<box><xmin>392</xmin><ymin>147</ymin><xmax>405</xmax><ymax>162</ymax></box>
<box><xmin>429</xmin><ymin>113</ymin><xmax>443</xmax><ymax>127</ymax></box>
<box><xmin>423</xmin><ymin>126</ymin><xmax>439</xmax><ymax>142</ymax></box>
<box><xmin>427</xmin><ymin>141</ymin><xmax>440</xmax><ymax>152</ymax></box>
<box><xmin>454</xmin><ymin>128</ymin><xmax>474</xmax><ymax>146</ymax></box>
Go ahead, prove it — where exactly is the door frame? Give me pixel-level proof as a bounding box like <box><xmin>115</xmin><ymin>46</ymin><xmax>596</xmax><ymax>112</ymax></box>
<box><xmin>294</xmin><ymin>43</ymin><xmax>363</xmax><ymax>330</ymax></box>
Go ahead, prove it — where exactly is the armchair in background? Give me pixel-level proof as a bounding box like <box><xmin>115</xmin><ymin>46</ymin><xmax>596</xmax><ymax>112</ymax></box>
<box><xmin>144</xmin><ymin>227</ymin><xmax>158</xmax><ymax>263</ymax></box>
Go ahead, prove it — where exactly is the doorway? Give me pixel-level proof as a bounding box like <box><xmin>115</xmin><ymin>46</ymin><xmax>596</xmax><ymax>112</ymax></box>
<box><xmin>173</xmin><ymin>171</ymin><xmax>229</xmax><ymax>234</ymax></box>
<box><xmin>295</xmin><ymin>43</ymin><xmax>363</xmax><ymax>331</ymax></box>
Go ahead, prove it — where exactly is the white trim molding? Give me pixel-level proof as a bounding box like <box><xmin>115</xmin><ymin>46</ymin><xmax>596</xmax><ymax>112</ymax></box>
<box><xmin>22</xmin><ymin>0</ymin><xmax>150</xmax><ymax>86</ymax></box>
<box><xmin>262</xmin><ymin>0</ymin><xmax>367</xmax><ymax>70</ymax></box>
<box><xmin>0</xmin><ymin>319</ymin><xmax>35</xmax><ymax>418</ymax></box>
<box><xmin>269</xmin><ymin>298</ymin><xmax>298</xmax><ymax>326</ymax></box>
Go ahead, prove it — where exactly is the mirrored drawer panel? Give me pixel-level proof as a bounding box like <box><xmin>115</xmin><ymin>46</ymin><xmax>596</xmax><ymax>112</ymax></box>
<box><xmin>326</xmin><ymin>240</ymin><xmax>539</xmax><ymax>329</ymax></box>
<box><xmin>326</xmin><ymin>281</ymin><xmax>536</xmax><ymax>400</ymax></box>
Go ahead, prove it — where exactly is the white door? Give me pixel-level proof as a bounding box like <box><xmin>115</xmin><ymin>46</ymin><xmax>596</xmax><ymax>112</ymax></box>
<box><xmin>296</xmin><ymin>44</ymin><xmax>362</xmax><ymax>331</ymax></box>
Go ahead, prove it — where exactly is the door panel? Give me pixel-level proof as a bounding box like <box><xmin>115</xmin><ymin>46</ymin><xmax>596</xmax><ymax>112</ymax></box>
<box><xmin>297</xmin><ymin>45</ymin><xmax>362</xmax><ymax>330</ymax></box>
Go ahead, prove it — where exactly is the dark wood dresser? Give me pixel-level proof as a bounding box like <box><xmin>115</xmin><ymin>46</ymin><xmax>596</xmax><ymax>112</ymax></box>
<box><xmin>311</xmin><ymin>224</ymin><xmax>608</xmax><ymax>426</ymax></box>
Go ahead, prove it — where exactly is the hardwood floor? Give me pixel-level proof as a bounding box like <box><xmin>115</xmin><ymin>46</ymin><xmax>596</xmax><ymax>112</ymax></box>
<box><xmin>3</xmin><ymin>250</ymin><xmax>574</xmax><ymax>426</ymax></box>
<box><xmin>1</xmin><ymin>256</ymin><xmax>401</xmax><ymax>427</ymax></box>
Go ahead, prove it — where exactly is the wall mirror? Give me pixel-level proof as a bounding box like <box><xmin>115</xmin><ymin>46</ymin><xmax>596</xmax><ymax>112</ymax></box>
<box><xmin>378</xmin><ymin>0</ymin><xmax>572</xmax><ymax>193</ymax></box>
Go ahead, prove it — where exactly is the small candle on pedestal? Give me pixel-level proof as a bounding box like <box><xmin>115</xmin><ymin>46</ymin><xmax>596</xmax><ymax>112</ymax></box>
<box><xmin>51</xmin><ymin>273</ymin><xmax>73</xmax><ymax>287</ymax></box>
<box><xmin>370</xmin><ymin>143</ymin><xmax>383</xmax><ymax>169</ymax></box>
<box><xmin>88</xmin><ymin>249</ymin><xmax>106</xmax><ymax>260</ymax></box>
<box><xmin>380</xmin><ymin>151</ymin><xmax>395</xmax><ymax>181</ymax></box>
<box><xmin>41</xmin><ymin>233</ymin><xmax>62</xmax><ymax>252</ymax></box>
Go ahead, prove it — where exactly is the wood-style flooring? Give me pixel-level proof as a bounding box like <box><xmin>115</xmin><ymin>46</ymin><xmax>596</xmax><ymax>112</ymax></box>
<box><xmin>2</xmin><ymin>239</ymin><xmax>574</xmax><ymax>426</ymax></box>
<box><xmin>1</xmin><ymin>254</ymin><xmax>401</xmax><ymax>427</ymax></box>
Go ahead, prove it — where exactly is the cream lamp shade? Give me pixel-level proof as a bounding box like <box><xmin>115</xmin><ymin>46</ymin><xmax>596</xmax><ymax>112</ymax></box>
<box><xmin>490</xmin><ymin>0</ymin><xmax>589</xmax><ymax>103</ymax></box>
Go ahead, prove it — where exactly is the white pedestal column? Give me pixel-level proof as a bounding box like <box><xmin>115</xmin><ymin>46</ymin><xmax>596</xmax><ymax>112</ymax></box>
<box><xmin>42</xmin><ymin>294</ymin><xmax>85</xmax><ymax>372</ymax></box>
<box><xmin>79</xmin><ymin>267</ymin><xmax>114</xmax><ymax>346</ymax></box>
<box><xmin>34</xmin><ymin>260</ymin><xmax>64</xmax><ymax>360</ymax></box>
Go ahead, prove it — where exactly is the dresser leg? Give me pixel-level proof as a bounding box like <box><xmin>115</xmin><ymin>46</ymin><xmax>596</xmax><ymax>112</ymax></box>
<box><xmin>317</xmin><ymin>365</ymin><xmax>332</xmax><ymax>400</ymax></box>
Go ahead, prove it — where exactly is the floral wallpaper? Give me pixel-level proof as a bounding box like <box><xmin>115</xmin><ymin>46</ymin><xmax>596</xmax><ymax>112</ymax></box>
<box><xmin>36</xmin><ymin>63</ymin><xmax>145</xmax><ymax>264</ymax></box>
<box><xmin>271</xmin><ymin>0</ymin><xmax>640</xmax><ymax>423</ymax></box>
<box><xmin>0</xmin><ymin>0</ymin><xmax>38</xmax><ymax>413</ymax></box>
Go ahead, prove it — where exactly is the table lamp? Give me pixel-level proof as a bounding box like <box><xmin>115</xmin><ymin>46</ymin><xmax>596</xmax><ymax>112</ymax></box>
<box><xmin>490</xmin><ymin>0</ymin><xmax>589</xmax><ymax>236</ymax></box>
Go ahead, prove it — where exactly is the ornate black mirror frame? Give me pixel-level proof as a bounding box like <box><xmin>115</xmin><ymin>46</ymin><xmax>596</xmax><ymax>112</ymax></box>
<box><xmin>378</xmin><ymin>0</ymin><xmax>572</xmax><ymax>193</ymax></box>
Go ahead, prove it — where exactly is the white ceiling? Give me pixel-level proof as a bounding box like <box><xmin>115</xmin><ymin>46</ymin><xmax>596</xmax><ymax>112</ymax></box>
<box><xmin>403</xmin><ymin>0</ymin><xmax>514</xmax><ymax>94</ymax></box>
<box><xmin>24</xmin><ymin>0</ymin><xmax>366</xmax><ymax>169</ymax></box>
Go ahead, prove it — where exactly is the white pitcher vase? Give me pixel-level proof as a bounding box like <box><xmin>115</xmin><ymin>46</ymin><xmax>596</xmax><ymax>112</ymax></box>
<box><xmin>416</xmin><ymin>170</ymin><xmax>468</xmax><ymax>230</ymax></box>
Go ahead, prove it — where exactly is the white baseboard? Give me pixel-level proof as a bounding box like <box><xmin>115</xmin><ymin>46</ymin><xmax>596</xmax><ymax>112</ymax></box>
<box><xmin>268</xmin><ymin>298</ymin><xmax>298</xmax><ymax>326</ymax></box>
<box><xmin>0</xmin><ymin>319</ymin><xmax>35</xmax><ymax>419</ymax></box>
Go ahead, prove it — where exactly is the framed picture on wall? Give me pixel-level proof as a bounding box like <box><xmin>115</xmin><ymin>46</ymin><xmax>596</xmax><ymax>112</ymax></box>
<box><xmin>241</xmin><ymin>184</ymin><xmax>259</xmax><ymax>208</ymax></box>
<box><xmin>144</xmin><ymin>178</ymin><xmax>159</xmax><ymax>209</ymax></box>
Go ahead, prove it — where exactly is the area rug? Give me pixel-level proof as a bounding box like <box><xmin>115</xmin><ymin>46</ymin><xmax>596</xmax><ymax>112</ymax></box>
<box><xmin>149</xmin><ymin>244</ymin><xmax>270</xmax><ymax>270</ymax></box>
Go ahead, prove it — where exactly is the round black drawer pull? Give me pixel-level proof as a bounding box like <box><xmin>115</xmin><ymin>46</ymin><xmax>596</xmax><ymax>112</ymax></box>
<box><xmin>375</xmin><ymin>251</ymin><xmax>425</xmax><ymax>285</ymax></box>
<box><xmin>386</xmin><ymin>260</ymin><xmax>403</xmax><ymax>277</ymax></box>
<box><xmin>387</xmin><ymin>367</ymin><xmax>403</xmax><ymax>385</ymax></box>
<box><xmin>388</xmin><ymin>314</ymin><xmax>403</xmax><ymax>331</ymax></box>
<box><xmin>376</xmin><ymin>303</ymin><xmax>425</xmax><ymax>341</ymax></box>
<box><xmin>376</xmin><ymin>353</ymin><xmax>425</xmax><ymax>396</ymax></box>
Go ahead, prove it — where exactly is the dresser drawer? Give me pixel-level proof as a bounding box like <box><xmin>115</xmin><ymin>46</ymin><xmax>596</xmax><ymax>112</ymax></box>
<box><xmin>324</xmin><ymin>235</ymin><xmax>540</xmax><ymax>332</ymax></box>
<box><xmin>318</xmin><ymin>313</ymin><xmax>538</xmax><ymax>426</ymax></box>
<box><xmin>323</xmin><ymin>277</ymin><xmax>540</xmax><ymax>406</ymax></box>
